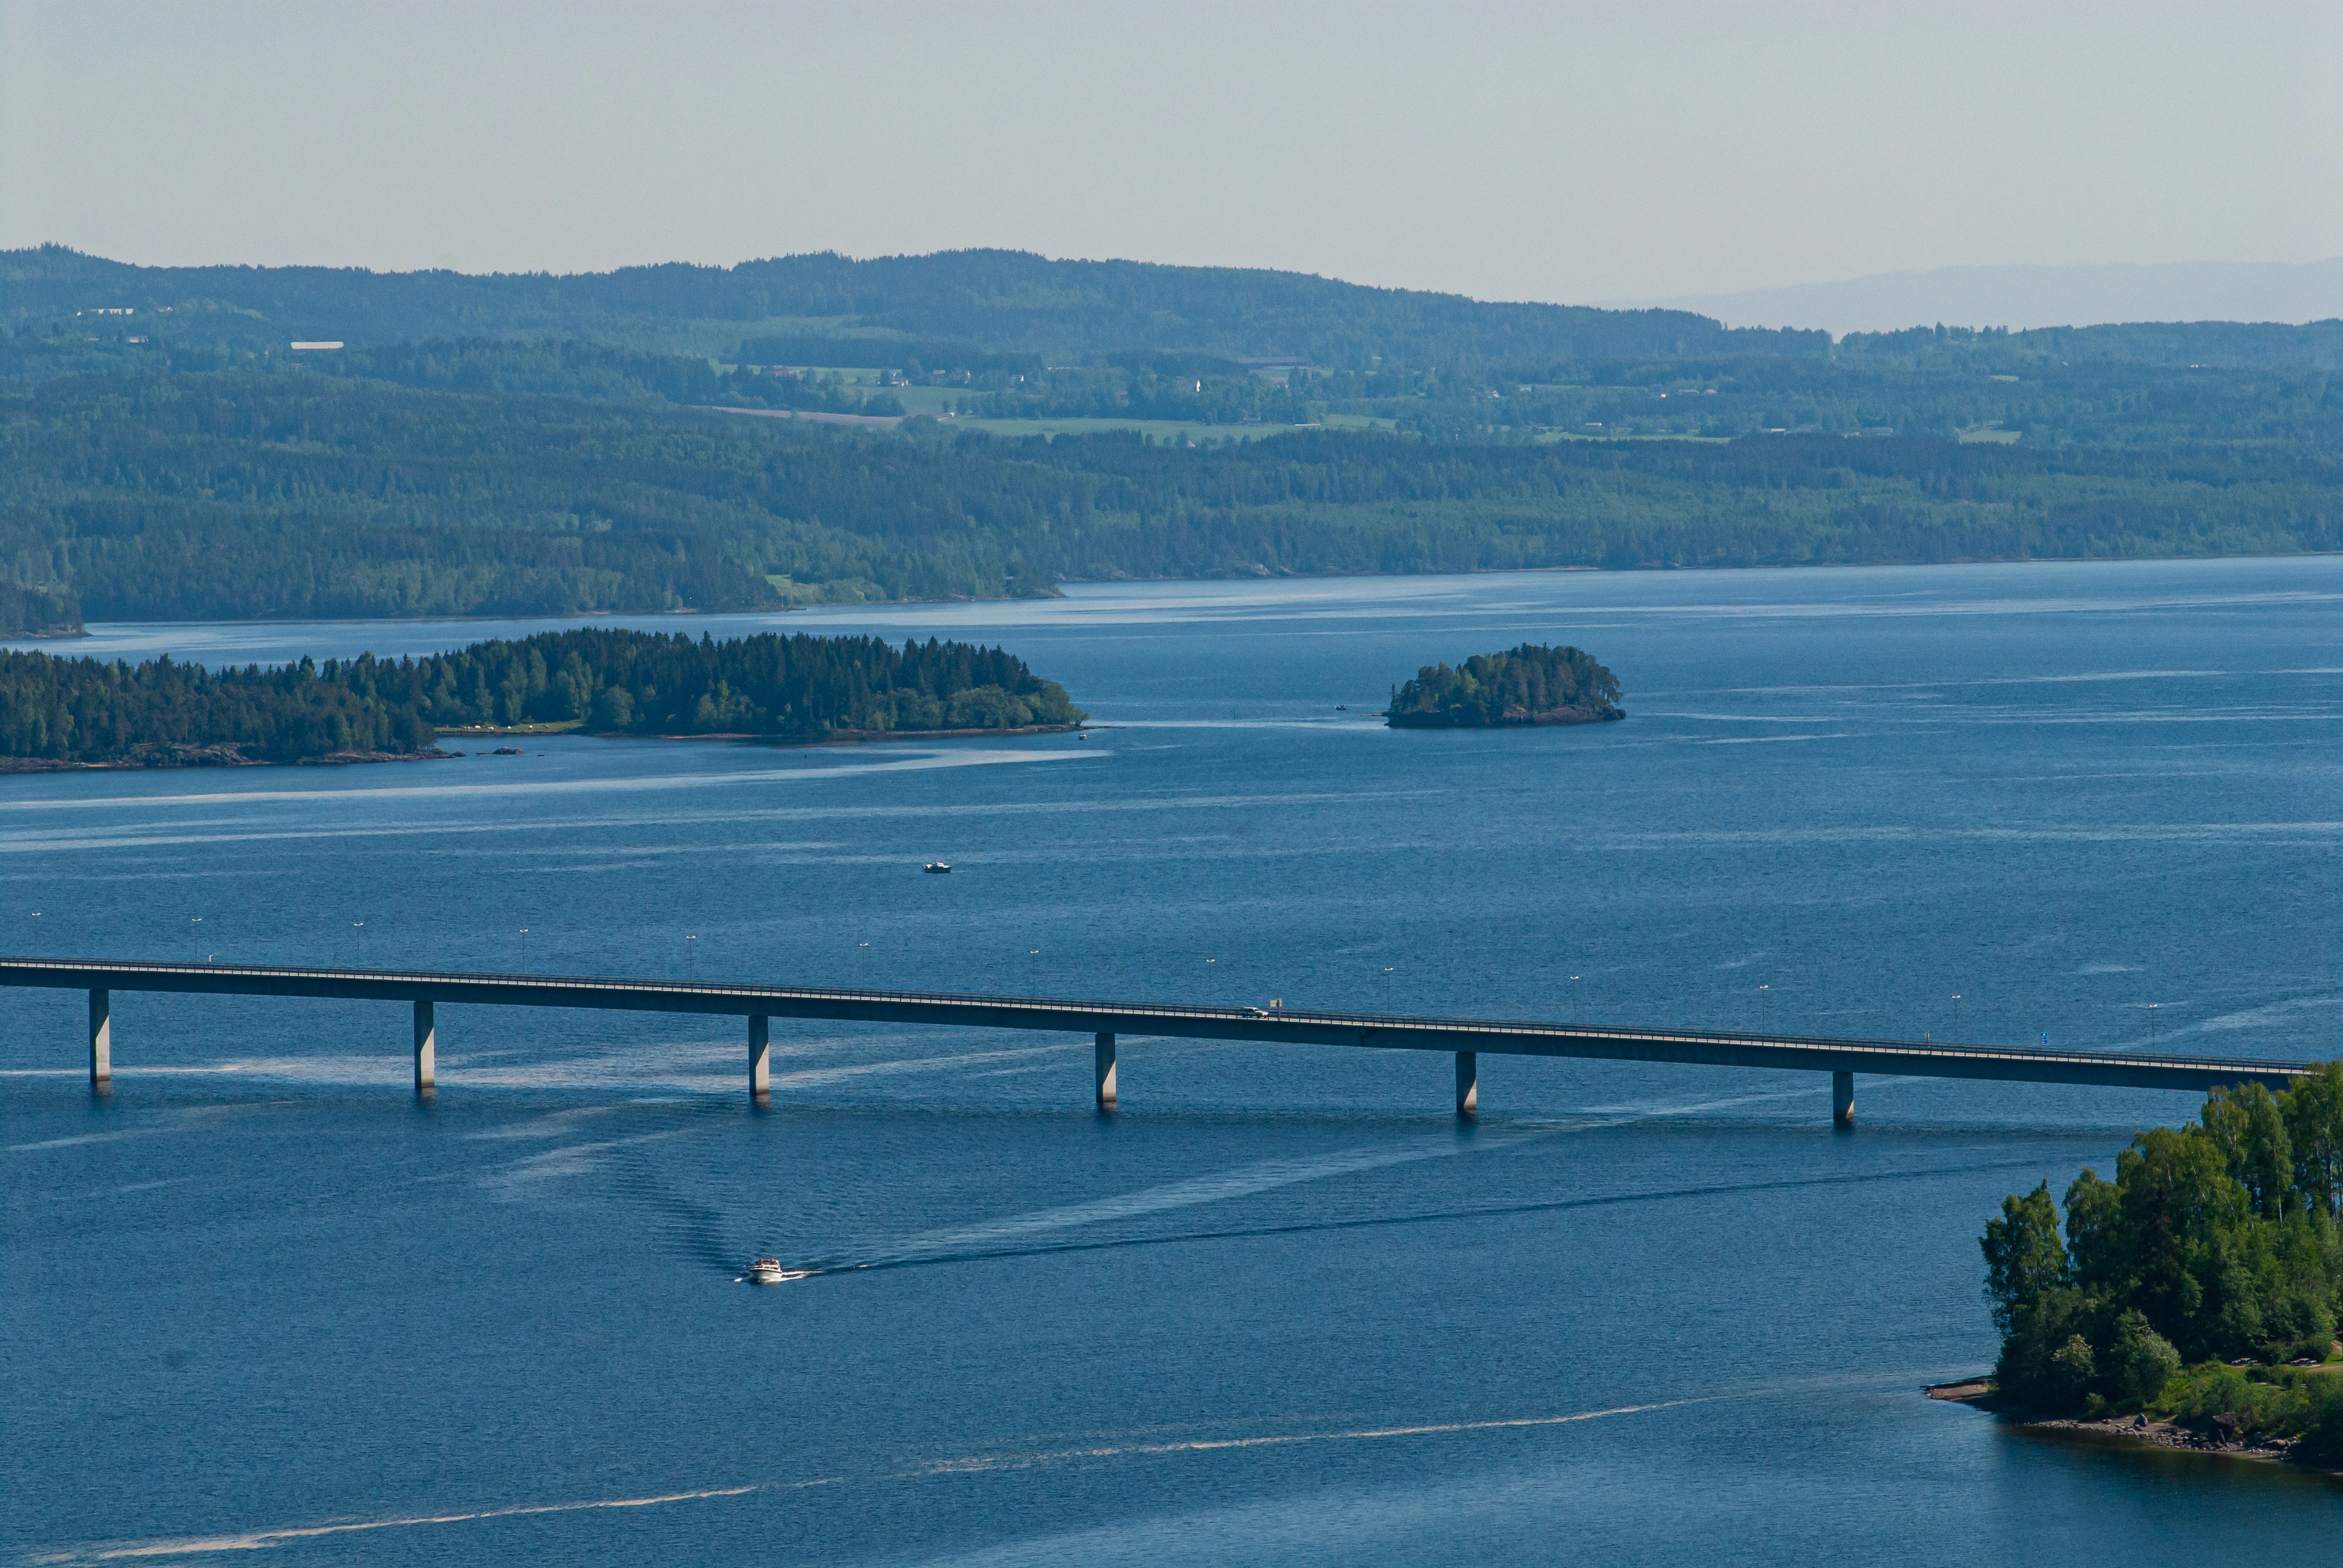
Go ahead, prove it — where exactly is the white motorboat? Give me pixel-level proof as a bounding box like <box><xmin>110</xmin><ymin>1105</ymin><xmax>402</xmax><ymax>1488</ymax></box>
<box><xmin>747</xmin><ymin>1258</ymin><xmax>796</xmax><ymax>1285</ymax></box>
<box><xmin>922</xmin><ymin>862</ymin><xmax>952</xmax><ymax>874</ymax></box>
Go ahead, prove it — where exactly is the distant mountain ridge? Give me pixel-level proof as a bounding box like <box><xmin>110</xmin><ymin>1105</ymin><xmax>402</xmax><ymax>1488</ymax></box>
<box><xmin>1630</xmin><ymin>259</ymin><xmax>2343</xmax><ymax>336</ymax></box>
<box><xmin>0</xmin><ymin>246</ymin><xmax>1826</xmax><ymax>369</ymax></box>
<box><xmin>16</xmin><ymin>247</ymin><xmax>2341</xmax><ymax>371</ymax></box>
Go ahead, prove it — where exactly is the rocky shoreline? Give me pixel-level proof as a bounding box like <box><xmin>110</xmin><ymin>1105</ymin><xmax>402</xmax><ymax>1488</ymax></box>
<box><xmin>1</xmin><ymin>724</ymin><xmax>1088</xmax><ymax>775</ymax></box>
<box><xmin>1386</xmin><ymin>703</ymin><xmax>1623</xmax><ymax>730</ymax></box>
<box><xmin>0</xmin><ymin>744</ymin><xmax>456</xmax><ymax>774</ymax></box>
<box><xmin>1927</xmin><ymin>1380</ymin><xmax>2336</xmax><ymax>1471</ymax></box>
<box><xmin>450</xmin><ymin>722</ymin><xmax>1092</xmax><ymax>745</ymax></box>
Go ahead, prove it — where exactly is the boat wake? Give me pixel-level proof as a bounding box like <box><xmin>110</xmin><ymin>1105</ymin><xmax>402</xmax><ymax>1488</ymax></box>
<box><xmin>740</xmin><ymin>1152</ymin><xmax>2050</xmax><ymax>1287</ymax></box>
<box><xmin>25</xmin><ymin>1396</ymin><xmax>1705</xmax><ymax>1561</ymax></box>
<box><xmin>25</xmin><ymin>1487</ymin><xmax>758</xmax><ymax>1564</ymax></box>
<box><xmin>906</xmin><ymin>1397</ymin><xmax>1708</xmax><ymax>1476</ymax></box>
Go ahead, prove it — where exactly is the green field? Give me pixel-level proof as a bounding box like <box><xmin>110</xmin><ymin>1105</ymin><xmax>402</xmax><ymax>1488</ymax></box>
<box><xmin>943</xmin><ymin>416</ymin><xmax>1316</xmax><ymax>442</ymax></box>
<box><xmin>1527</xmin><ymin>428</ymin><xmax>1729</xmax><ymax>445</ymax></box>
<box><xmin>885</xmin><ymin>385</ymin><xmax>962</xmax><ymax>413</ymax></box>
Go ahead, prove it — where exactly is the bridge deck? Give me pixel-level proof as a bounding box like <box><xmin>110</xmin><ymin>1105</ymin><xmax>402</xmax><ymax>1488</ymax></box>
<box><xmin>0</xmin><ymin>956</ymin><xmax>2313</xmax><ymax>1094</ymax></box>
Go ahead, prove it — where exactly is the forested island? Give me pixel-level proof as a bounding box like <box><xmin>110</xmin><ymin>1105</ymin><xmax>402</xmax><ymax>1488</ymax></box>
<box><xmin>1386</xmin><ymin>644</ymin><xmax>1622</xmax><ymax>729</ymax></box>
<box><xmin>0</xmin><ymin>629</ymin><xmax>1084</xmax><ymax>768</ymax></box>
<box><xmin>1962</xmin><ymin>1066</ymin><xmax>2343</xmax><ymax>1466</ymax></box>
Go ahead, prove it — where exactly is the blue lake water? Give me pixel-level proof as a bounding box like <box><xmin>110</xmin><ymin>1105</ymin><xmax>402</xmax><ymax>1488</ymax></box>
<box><xmin>5</xmin><ymin>558</ymin><xmax>2341</xmax><ymax>1563</ymax></box>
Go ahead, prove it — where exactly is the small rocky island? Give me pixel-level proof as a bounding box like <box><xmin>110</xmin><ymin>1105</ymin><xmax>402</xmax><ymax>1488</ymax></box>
<box><xmin>1385</xmin><ymin>642</ymin><xmax>1623</xmax><ymax>729</ymax></box>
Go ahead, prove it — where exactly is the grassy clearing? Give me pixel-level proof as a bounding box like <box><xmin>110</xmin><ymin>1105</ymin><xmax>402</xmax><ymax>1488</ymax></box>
<box><xmin>1527</xmin><ymin>429</ymin><xmax>1729</xmax><ymax>445</ymax></box>
<box><xmin>943</xmin><ymin>416</ymin><xmax>1312</xmax><ymax>443</ymax></box>
<box><xmin>1959</xmin><ymin>423</ymin><xmax>2024</xmax><ymax>444</ymax></box>
<box><xmin>883</xmin><ymin>385</ymin><xmax>960</xmax><ymax>413</ymax></box>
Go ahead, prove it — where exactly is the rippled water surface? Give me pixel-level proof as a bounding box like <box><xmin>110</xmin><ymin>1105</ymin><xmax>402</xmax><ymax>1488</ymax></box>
<box><xmin>5</xmin><ymin>560</ymin><xmax>2341</xmax><ymax>1563</ymax></box>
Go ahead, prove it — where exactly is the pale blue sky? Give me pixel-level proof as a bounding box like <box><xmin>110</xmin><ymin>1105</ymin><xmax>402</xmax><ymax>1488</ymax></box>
<box><xmin>2</xmin><ymin>1</ymin><xmax>2336</xmax><ymax>304</ymax></box>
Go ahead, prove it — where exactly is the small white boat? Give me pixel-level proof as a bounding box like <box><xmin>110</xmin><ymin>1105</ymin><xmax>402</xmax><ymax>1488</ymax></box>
<box><xmin>922</xmin><ymin>861</ymin><xmax>952</xmax><ymax>874</ymax></box>
<box><xmin>747</xmin><ymin>1258</ymin><xmax>802</xmax><ymax>1285</ymax></box>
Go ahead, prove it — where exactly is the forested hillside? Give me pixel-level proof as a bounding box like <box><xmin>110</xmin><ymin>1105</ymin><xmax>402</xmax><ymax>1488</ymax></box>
<box><xmin>15</xmin><ymin>316</ymin><xmax>2332</xmax><ymax>448</ymax></box>
<box><xmin>2</xmin><ymin>246</ymin><xmax>2337</xmax><ymax>637</ymax></box>
<box><xmin>3</xmin><ymin>365</ymin><xmax>2335</xmax><ymax>633</ymax></box>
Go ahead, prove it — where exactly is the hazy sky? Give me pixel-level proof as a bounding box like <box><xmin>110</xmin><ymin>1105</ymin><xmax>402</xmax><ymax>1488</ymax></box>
<box><xmin>3</xmin><ymin>1</ymin><xmax>2336</xmax><ymax>305</ymax></box>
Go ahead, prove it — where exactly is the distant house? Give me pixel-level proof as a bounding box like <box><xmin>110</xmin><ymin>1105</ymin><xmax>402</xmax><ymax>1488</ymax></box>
<box><xmin>289</xmin><ymin>342</ymin><xmax>344</xmax><ymax>351</ymax></box>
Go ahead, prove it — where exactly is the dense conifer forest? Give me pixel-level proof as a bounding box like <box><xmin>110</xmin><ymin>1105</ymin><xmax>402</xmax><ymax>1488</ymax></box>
<box><xmin>1386</xmin><ymin>644</ymin><xmax>1623</xmax><ymax>728</ymax></box>
<box><xmin>1979</xmin><ymin>1068</ymin><xmax>2343</xmax><ymax>1459</ymax></box>
<box><xmin>0</xmin><ymin>630</ymin><xmax>1083</xmax><ymax>765</ymax></box>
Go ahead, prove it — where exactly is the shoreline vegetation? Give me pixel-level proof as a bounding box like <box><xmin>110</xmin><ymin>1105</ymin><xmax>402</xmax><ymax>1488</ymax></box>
<box><xmin>0</xmin><ymin>629</ymin><xmax>1086</xmax><ymax>768</ymax></box>
<box><xmin>1950</xmin><ymin>1065</ymin><xmax>2343</xmax><ymax>1473</ymax></box>
<box><xmin>1386</xmin><ymin>643</ymin><xmax>1623</xmax><ymax>729</ymax></box>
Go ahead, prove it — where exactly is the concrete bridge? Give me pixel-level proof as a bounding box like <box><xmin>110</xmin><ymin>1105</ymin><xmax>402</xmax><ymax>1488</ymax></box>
<box><xmin>1</xmin><ymin>956</ymin><xmax>2316</xmax><ymax>1126</ymax></box>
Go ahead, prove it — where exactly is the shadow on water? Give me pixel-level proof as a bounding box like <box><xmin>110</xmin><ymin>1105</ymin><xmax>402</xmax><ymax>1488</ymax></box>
<box><xmin>2001</xmin><ymin>1420</ymin><xmax>2343</xmax><ymax>1495</ymax></box>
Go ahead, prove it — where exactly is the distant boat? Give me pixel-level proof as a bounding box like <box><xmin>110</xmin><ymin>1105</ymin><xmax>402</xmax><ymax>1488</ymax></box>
<box><xmin>746</xmin><ymin>1258</ymin><xmax>814</xmax><ymax>1284</ymax></box>
<box><xmin>923</xmin><ymin>861</ymin><xmax>952</xmax><ymax>874</ymax></box>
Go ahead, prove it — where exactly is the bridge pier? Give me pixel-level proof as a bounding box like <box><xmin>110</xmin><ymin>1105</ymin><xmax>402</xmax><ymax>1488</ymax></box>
<box><xmin>749</xmin><ymin>1016</ymin><xmax>770</xmax><ymax>1100</ymax></box>
<box><xmin>1833</xmin><ymin>1070</ymin><xmax>1853</xmax><ymax>1129</ymax></box>
<box><xmin>89</xmin><ymin>989</ymin><xmax>111</xmax><ymax>1092</ymax></box>
<box><xmin>1095</xmin><ymin>1032</ymin><xmax>1116</xmax><ymax>1111</ymax></box>
<box><xmin>413</xmin><ymin>999</ymin><xmax>436</xmax><ymax>1097</ymax></box>
<box><xmin>1455</xmin><ymin>1051</ymin><xmax>1478</xmax><ymax>1118</ymax></box>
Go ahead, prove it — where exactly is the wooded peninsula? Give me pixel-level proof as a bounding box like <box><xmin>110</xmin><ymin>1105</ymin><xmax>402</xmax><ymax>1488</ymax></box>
<box><xmin>1970</xmin><ymin>1066</ymin><xmax>2343</xmax><ymax>1466</ymax></box>
<box><xmin>0</xmin><ymin>629</ymin><xmax>1084</xmax><ymax>767</ymax></box>
<box><xmin>1386</xmin><ymin>644</ymin><xmax>1623</xmax><ymax>729</ymax></box>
